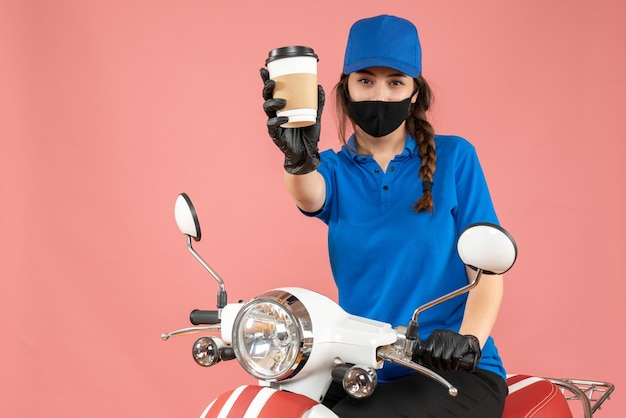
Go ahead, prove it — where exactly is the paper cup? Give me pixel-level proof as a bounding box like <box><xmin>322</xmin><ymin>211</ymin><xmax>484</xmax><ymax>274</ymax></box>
<box><xmin>266</xmin><ymin>46</ymin><xmax>318</xmax><ymax>128</ymax></box>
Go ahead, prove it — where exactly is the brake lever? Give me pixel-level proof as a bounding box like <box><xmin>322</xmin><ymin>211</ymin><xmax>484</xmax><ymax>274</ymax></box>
<box><xmin>376</xmin><ymin>344</ymin><xmax>458</xmax><ymax>397</ymax></box>
<box><xmin>161</xmin><ymin>325</ymin><xmax>221</xmax><ymax>341</ymax></box>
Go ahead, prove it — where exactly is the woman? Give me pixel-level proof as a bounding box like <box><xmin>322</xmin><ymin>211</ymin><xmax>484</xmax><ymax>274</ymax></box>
<box><xmin>261</xmin><ymin>14</ymin><xmax>508</xmax><ymax>417</ymax></box>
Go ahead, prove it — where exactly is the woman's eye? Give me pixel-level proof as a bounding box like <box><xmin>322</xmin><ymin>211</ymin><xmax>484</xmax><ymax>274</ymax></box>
<box><xmin>390</xmin><ymin>80</ymin><xmax>405</xmax><ymax>86</ymax></box>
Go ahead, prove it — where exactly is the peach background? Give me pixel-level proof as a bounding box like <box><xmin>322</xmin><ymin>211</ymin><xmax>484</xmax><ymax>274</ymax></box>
<box><xmin>1</xmin><ymin>0</ymin><xmax>624</xmax><ymax>416</ymax></box>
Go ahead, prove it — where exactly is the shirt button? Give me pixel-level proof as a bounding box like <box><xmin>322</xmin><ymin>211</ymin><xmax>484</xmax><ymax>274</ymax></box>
<box><xmin>383</xmin><ymin>185</ymin><xmax>389</xmax><ymax>190</ymax></box>
<box><xmin>389</xmin><ymin>166</ymin><xmax>395</xmax><ymax>172</ymax></box>
<box><xmin>374</xmin><ymin>169</ymin><xmax>379</xmax><ymax>173</ymax></box>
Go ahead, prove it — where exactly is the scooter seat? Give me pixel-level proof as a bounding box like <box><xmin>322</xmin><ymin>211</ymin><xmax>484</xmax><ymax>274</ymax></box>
<box><xmin>503</xmin><ymin>374</ymin><xmax>572</xmax><ymax>418</ymax></box>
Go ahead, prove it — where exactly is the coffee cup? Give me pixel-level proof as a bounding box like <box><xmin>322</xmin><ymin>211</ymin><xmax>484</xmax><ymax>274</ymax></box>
<box><xmin>266</xmin><ymin>46</ymin><xmax>319</xmax><ymax>128</ymax></box>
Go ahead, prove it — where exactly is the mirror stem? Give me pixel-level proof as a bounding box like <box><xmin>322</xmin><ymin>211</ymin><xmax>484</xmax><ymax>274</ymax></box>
<box><xmin>186</xmin><ymin>235</ymin><xmax>228</xmax><ymax>311</ymax></box>
<box><xmin>404</xmin><ymin>269</ymin><xmax>484</xmax><ymax>356</ymax></box>
<box><xmin>411</xmin><ymin>268</ymin><xmax>483</xmax><ymax>323</ymax></box>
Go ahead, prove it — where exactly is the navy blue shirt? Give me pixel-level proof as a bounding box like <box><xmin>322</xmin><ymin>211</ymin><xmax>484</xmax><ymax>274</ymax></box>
<box><xmin>306</xmin><ymin>134</ymin><xmax>505</xmax><ymax>381</ymax></box>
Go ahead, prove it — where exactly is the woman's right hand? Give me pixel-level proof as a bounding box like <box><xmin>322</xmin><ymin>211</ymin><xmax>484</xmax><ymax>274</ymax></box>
<box><xmin>415</xmin><ymin>329</ymin><xmax>482</xmax><ymax>372</ymax></box>
<box><xmin>260</xmin><ymin>68</ymin><xmax>325</xmax><ymax>175</ymax></box>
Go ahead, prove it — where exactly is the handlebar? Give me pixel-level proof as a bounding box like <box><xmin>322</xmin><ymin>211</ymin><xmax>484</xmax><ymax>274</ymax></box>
<box><xmin>412</xmin><ymin>347</ymin><xmax>478</xmax><ymax>372</ymax></box>
<box><xmin>190</xmin><ymin>309</ymin><xmax>220</xmax><ymax>325</ymax></box>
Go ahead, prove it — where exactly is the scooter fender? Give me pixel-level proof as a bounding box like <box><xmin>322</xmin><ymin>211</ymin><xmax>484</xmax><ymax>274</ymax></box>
<box><xmin>200</xmin><ymin>385</ymin><xmax>338</xmax><ymax>418</ymax></box>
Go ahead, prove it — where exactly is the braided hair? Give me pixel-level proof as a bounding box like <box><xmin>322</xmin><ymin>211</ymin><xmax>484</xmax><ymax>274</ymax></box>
<box><xmin>333</xmin><ymin>74</ymin><xmax>437</xmax><ymax>213</ymax></box>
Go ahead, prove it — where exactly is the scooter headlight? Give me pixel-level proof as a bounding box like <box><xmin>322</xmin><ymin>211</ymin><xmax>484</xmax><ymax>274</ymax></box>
<box><xmin>232</xmin><ymin>290</ymin><xmax>312</xmax><ymax>381</ymax></box>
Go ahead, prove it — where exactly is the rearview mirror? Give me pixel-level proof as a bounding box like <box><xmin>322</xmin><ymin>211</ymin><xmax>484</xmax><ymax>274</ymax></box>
<box><xmin>174</xmin><ymin>193</ymin><xmax>201</xmax><ymax>241</ymax></box>
<box><xmin>457</xmin><ymin>223</ymin><xmax>517</xmax><ymax>275</ymax></box>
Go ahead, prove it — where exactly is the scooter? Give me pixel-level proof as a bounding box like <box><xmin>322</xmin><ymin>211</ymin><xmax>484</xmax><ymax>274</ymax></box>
<box><xmin>163</xmin><ymin>193</ymin><xmax>614</xmax><ymax>417</ymax></box>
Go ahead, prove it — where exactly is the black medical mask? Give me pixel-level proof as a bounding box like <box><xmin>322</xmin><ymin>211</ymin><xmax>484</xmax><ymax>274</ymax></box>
<box><xmin>348</xmin><ymin>97</ymin><xmax>412</xmax><ymax>138</ymax></box>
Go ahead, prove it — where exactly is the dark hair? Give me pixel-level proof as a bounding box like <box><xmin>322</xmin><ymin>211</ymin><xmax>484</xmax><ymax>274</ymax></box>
<box><xmin>333</xmin><ymin>74</ymin><xmax>436</xmax><ymax>213</ymax></box>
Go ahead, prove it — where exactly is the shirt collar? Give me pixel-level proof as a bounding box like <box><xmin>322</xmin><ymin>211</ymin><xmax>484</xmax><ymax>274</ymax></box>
<box><xmin>345</xmin><ymin>134</ymin><xmax>417</xmax><ymax>160</ymax></box>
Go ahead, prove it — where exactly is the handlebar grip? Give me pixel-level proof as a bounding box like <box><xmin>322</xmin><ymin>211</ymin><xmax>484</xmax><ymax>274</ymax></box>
<box><xmin>413</xmin><ymin>349</ymin><xmax>478</xmax><ymax>372</ymax></box>
<box><xmin>458</xmin><ymin>353</ymin><xmax>478</xmax><ymax>372</ymax></box>
<box><xmin>189</xmin><ymin>309</ymin><xmax>220</xmax><ymax>325</ymax></box>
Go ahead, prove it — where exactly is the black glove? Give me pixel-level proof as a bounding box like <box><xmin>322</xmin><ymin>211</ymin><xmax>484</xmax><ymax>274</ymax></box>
<box><xmin>260</xmin><ymin>67</ymin><xmax>325</xmax><ymax>175</ymax></box>
<box><xmin>416</xmin><ymin>329</ymin><xmax>481</xmax><ymax>372</ymax></box>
